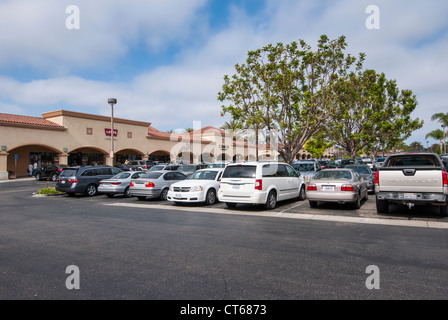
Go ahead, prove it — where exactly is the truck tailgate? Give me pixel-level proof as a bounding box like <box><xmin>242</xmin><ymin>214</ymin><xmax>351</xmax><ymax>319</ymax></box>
<box><xmin>378</xmin><ymin>168</ymin><xmax>444</xmax><ymax>193</ymax></box>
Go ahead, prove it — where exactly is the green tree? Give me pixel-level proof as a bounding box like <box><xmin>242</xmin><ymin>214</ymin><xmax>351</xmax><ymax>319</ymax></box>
<box><xmin>425</xmin><ymin>129</ymin><xmax>444</xmax><ymax>154</ymax></box>
<box><xmin>430</xmin><ymin>112</ymin><xmax>448</xmax><ymax>153</ymax></box>
<box><xmin>330</xmin><ymin>69</ymin><xmax>423</xmax><ymax>159</ymax></box>
<box><xmin>304</xmin><ymin>134</ymin><xmax>333</xmax><ymax>159</ymax></box>
<box><xmin>218</xmin><ymin>35</ymin><xmax>362</xmax><ymax>164</ymax></box>
<box><xmin>408</xmin><ymin>141</ymin><xmax>424</xmax><ymax>152</ymax></box>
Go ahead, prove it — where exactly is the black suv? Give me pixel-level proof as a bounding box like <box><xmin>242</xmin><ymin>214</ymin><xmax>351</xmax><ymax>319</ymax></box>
<box><xmin>56</xmin><ymin>165</ymin><xmax>122</xmax><ymax>196</ymax></box>
<box><xmin>35</xmin><ymin>164</ymin><xmax>68</xmax><ymax>181</ymax></box>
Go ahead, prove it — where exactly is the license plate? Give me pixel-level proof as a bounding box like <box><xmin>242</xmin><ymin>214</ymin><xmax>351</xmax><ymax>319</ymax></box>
<box><xmin>404</xmin><ymin>193</ymin><xmax>417</xmax><ymax>199</ymax></box>
<box><xmin>322</xmin><ymin>186</ymin><xmax>334</xmax><ymax>191</ymax></box>
<box><xmin>232</xmin><ymin>185</ymin><xmax>240</xmax><ymax>189</ymax></box>
<box><xmin>61</xmin><ymin>180</ymin><xmax>65</xmax><ymax>184</ymax></box>
<box><xmin>176</xmin><ymin>194</ymin><xmax>182</xmax><ymax>198</ymax></box>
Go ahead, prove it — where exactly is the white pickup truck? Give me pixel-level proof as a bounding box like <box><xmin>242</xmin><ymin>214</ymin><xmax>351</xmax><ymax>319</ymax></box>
<box><xmin>375</xmin><ymin>153</ymin><xmax>448</xmax><ymax>215</ymax></box>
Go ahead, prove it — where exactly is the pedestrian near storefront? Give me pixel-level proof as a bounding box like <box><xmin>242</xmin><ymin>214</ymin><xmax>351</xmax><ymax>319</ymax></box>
<box><xmin>28</xmin><ymin>163</ymin><xmax>33</xmax><ymax>176</ymax></box>
<box><xmin>32</xmin><ymin>161</ymin><xmax>38</xmax><ymax>176</ymax></box>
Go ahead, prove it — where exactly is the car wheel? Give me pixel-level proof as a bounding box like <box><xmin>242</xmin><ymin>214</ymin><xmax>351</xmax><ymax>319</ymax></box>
<box><xmin>106</xmin><ymin>193</ymin><xmax>114</xmax><ymax>198</ymax></box>
<box><xmin>35</xmin><ymin>173</ymin><xmax>41</xmax><ymax>181</ymax></box>
<box><xmin>309</xmin><ymin>200</ymin><xmax>317</xmax><ymax>208</ymax></box>
<box><xmin>298</xmin><ymin>185</ymin><xmax>306</xmax><ymax>201</ymax></box>
<box><xmin>353</xmin><ymin>194</ymin><xmax>361</xmax><ymax>209</ymax></box>
<box><xmin>225</xmin><ymin>202</ymin><xmax>237</xmax><ymax>208</ymax></box>
<box><xmin>376</xmin><ymin>198</ymin><xmax>389</xmax><ymax>214</ymax></box>
<box><xmin>160</xmin><ymin>188</ymin><xmax>169</xmax><ymax>200</ymax></box>
<box><xmin>264</xmin><ymin>190</ymin><xmax>277</xmax><ymax>210</ymax></box>
<box><xmin>137</xmin><ymin>196</ymin><xmax>146</xmax><ymax>201</ymax></box>
<box><xmin>51</xmin><ymin>173</ymin><xmax>58</xmax><ymax>182</ymax></box>
<box><xmin>205</xmin><ymin>189</ymin><xmax>217</xmax><ymax>205</ymax></box>
<box><xmin>85</xmin><ymin>184</ymin><xmax>97</xmax><ymax>197</ymax></box>
<box><xmin>124</xmin><ymin>187</ymin><xmax>131</xmax><ymax>198</ymax></box>
<box><xmin>364</xmin><ymin>190</ymin><xmax>369</xmax><ymax>201</ymax></box>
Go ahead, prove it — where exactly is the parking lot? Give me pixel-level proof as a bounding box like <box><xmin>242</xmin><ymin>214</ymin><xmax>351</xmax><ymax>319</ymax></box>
<box><xmin>2</xmin><ymin>176</ymin><xmax>448</xmax><ymax>301</ymax></box>
<box><xmin>12</xmin><ymin>177</ymin><xmax>448</xmax><ymax>229</ymax></box>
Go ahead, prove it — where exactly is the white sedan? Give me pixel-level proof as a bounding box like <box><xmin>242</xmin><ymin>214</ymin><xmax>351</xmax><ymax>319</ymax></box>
<box><xmin>167</xmin><ymin>168</ymin><xmax>224</xmax><ymax>205</ymax></box>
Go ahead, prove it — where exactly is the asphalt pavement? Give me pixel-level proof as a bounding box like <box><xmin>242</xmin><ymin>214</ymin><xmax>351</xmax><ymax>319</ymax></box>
<box><xmin>1</xmin><ymin>178</ymin><xmax>448</xmax><ymax>303</ymax></box>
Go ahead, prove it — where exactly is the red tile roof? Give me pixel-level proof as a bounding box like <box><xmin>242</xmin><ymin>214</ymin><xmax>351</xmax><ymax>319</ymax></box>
<box><xmin>147</xmin><ymin>126</ymin><xmax>212</xmax><ymax>144</ymax></box>
<box><xmin>0</xmin><ymin>113</ymin><xmax>66</xmax><ymax>130</ymax></box>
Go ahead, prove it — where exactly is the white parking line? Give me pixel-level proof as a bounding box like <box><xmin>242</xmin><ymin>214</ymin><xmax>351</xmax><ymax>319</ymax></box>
<box><xmin>104</xmin><ymin>202</ymin><xmax>448</xmax><ymax>230</ymax></box>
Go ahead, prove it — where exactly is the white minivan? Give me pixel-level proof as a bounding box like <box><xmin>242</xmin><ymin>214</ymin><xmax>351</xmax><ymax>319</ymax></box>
<box><xmin>218</xmin><ymin>162</ymin><xmax>306</xmax><ymax>210</ymax></box>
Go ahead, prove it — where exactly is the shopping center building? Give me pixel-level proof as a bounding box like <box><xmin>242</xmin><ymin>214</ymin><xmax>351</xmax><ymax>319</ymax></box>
<box><xmin>2</xmin><ymin>109</ymin><xmax>313</xmax><ymax>179</ymax></box>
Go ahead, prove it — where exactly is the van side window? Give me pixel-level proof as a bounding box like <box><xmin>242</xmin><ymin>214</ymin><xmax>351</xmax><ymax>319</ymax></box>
<box><xmin>81</xmin><ymin>169</ymin><xmax>96</xmax><ymax>176</ymax></box>
<box><xmin>262</xmin><ymin>164</ymin><xmax>277</xmax><ymax>177</ymax></box>
<box><xmin>276</xmin><ymin>164</ymin><xmax>288</xmax><ymax>177</ymax></box>
<box><xmin>286</xmin><ymin>165</ymin><xmax>299</xmax><ymax>177</ymax></box>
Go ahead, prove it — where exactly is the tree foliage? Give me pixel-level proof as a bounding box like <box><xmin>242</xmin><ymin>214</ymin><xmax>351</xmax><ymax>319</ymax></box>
<box><xmin>330</xmin><ymin>69</ymin><xmax>423</xmax><ymax>159</ymax></box>
<box><xmin>218</xmin><ymin>35</ymin><xmax>362</xmax><ymax>164</ymax></box>
<box><xmin>218</xmin><ymin>35</ymin><xmax>423</xmax><ymax>162</ymax></box>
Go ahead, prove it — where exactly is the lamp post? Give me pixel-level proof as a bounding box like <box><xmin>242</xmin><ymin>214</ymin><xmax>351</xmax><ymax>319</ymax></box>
<box><xmin>108</xmin><ymin>98</ymin><xmax>117</xmax><ymax>165</ymax></box>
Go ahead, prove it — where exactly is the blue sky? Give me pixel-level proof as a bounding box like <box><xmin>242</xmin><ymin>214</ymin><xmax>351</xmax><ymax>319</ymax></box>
<box><xmin>0</xmin><ymin>0</ymin><xmax>447</xmax><ymax>147</ymax></box>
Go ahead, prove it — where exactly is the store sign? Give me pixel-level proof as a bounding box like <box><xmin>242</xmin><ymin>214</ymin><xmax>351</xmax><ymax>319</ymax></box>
<box><xmin>105</xmin><ymin>129</ymin><xmax>118</xmax><ymax>137</ymax></box>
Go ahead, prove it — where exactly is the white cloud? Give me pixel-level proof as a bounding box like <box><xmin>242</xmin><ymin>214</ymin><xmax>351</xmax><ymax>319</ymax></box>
<box><xmin>0</xmin><ymin>0</ymin><xmax>447</xmax><ymax>143</ymax></box>
<box><xmin>0</xmin><ymin>0</ymin><xmax>207</xmax><ymax>73</ymax></box>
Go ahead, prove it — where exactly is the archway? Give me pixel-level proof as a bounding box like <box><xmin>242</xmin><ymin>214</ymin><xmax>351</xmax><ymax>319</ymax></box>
<box><xmin>7</xmin><ymin>144</ymin><xmax>62</xmax><ymax>178</ymax></box>
<box><xmin>68</xmin><ymin>146</ymin><xmax>108</xmax><ymax>166</ymax></box>
<box><xmin>116</xmin><ymin>148</ymin><xmax>145</xmax><ymax>165</ymax></box>
<box><xmin>149</xmin><ymin>150</ymin><xmax>171</xmax><ymax>164</ymax></box>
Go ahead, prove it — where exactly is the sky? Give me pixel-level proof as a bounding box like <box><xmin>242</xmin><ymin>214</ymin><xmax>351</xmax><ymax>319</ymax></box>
<box><xmin>0</xmin><ymin>0</ymin><xmax>447</xmax><ymax>147</ymax></box>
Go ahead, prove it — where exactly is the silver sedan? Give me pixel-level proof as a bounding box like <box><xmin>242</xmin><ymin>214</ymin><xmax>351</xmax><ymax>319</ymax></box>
<box><xmin>129</xmin><ymin>170</ymin><xmax>187</xmax><ymax>200</ymax></box>
<box><xmin>98</xmin><ymin>171</ymin><xmax>146</xmax><ymax>198</ymax></box>
<box><xmin>306</xmin><ymin>168</ymin><xmax>368</xmax><ymax>209</ymax></box>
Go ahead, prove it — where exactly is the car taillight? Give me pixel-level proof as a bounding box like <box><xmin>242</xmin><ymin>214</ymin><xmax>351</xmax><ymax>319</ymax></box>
<box><xmin>375</xmin><ymin>171</ymin><xmax>379</xmax><ymax>185</ymax></box>
<box><xmin>112</xmin><ymin>182</ymin><xmax>121</xmax><ymax>185</ymax></box>
<box><xmin>255</xmin><ymin>179</ymin><xmax>262</xmax><ymax>190</ymax></box>
<box><xmin>145</xmin><ymin>182</ymin><xmax>155</xmax><ymax>188</ymax></box>
<box><xmin>307</xmin><ymin>185</ymin><xmax>317</xmax><ymax>191</ymax></box>
<box><xmin>68</xmin><ymin>179</ymin><xmax>78</xmax><ymax>183</ymax></box>
<box><xmin>443</xmin><ymin>171</ymin><xmax>448</xmax><ymax>187</ymax></box>
<box><xmin>341</xmin><ymin>185</ymin><xmax>355</xmax><ymax>191</ymax></box>
<box><xmin>58</xmin><ymin>168</ymin><xmax>63</xmax><ymax>172</ymax></box>
<box><xmin>130</xmin><ymin>181</ymin><xmax>134</xmax><ymax>187</ymax></box>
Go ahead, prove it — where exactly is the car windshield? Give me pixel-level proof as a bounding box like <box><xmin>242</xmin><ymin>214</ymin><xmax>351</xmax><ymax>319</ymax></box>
<box><xmin>128</xmin><ymin>161</ymin><xmax>140</xmax><ymax>165</ymax></box>
<box><xmin>177</xmin><ymin>165</ymin><xmax>196</xmax><ymax>172</ymax></box>
<box><xmin>188</xmin><ymin>170</ymin><xmax>218</xmax><ymax>180</ymax></box>
<box><xmin>141</xmin><ymin>172</ymin><xmax>163</xmax><ymax>179</ymax></box>
<box><xmin>314</xmin><ymin>170</ymin><xmax>352</xmax><ymax>180</ymax></box>
<box><xmin>112</xmin><ymin>172</ymin><xmax>131</xmax><ymax>179</ymax></box>
<box><xmin>345</xmin><ymin>166</ymin><xmax>371</xmax><ymax>175</ymax></box>
<box><xmin>293</xmin><ymin>163</ymin><xmax>315</xmax><ymax>171</ymax></box>
<box><xmin>149</xmin><ymin>165</ymin><xmax>166</xmax><ymax>171</ymax></box>
<box><xmin>59</xmin><ymin>169</ymin><xmax>78</xmax><ymax>177</ymax></box>
<box><xmin>222</xmin><ymin>165</ymin><xmax>256</xmax><ymax>178</ymax></box>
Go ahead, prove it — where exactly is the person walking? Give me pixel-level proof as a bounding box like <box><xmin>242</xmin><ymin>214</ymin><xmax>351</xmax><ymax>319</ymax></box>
<box><xmin>32</xmin><ymin>161</ymin><xmax>38</xmax><ymax>176</ymax></box>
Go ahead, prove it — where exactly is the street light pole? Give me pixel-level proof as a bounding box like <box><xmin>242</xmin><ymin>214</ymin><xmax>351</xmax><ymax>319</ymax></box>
<box><xmin>108</xmin><ymin>98</ymin><xmax>117</xmax><ymax>165</ymax></box>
